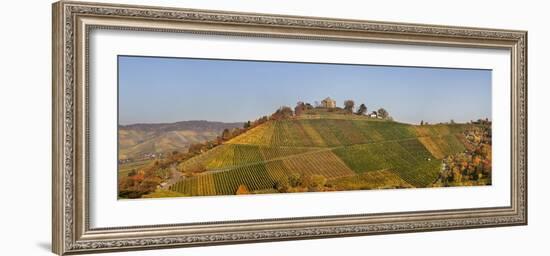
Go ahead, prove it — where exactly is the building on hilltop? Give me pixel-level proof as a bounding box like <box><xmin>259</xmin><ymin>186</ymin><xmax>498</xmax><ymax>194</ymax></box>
<box><xmin>321</xmin><ymin>97</ymin><xmax>336</xmax><ymax>108</ymax></box>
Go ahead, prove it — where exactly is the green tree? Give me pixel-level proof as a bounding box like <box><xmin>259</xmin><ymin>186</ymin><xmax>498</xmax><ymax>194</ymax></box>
<box><xmin>344</xmin><ymin>100</ymin><xmax>355</xmax><ymax>113</ymax></box>
<box><xmin>288</xmin><ymin>173</ymin><xmax>301</xmax><ymax>187</ymax></box>
<box><xmin>309</xmin><ymin>175</ymin><xmax>327</xmax><ymax>191</ymax></box>
<box><xmin>275</xmin><ymin>179</ymin><xmax>290</xmax><ymax>193</ymax></box>
<box><xmin>356</xmin><ymin>104</ymin><xmax>367</xmax><ymax>115</ymax></box>
<box><xmin>377</xmin><ymin>108</ymin><xmax>389</xmax><ymax>119</ymax></box>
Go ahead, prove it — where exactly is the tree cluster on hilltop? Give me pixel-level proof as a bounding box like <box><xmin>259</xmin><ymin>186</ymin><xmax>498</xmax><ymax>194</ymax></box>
<box><xmin>271</xmin><ymin>99</ymin><xmax>391</xmax><ymax>120</ymax></box>
<box><xmin>294</xmin><ymin>101</ymin><xmax>314</xmax><ymax>116</ymax></box>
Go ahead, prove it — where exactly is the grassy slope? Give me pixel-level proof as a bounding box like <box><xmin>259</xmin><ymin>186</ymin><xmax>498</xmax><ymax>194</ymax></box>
<box><xmin>170</xmin><ymin>115</ymin><xmax>473</xmax><ymax>196</ymax></box>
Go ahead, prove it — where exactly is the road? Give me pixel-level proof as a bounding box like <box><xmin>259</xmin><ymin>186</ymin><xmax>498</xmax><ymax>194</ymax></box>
<box><xmin>160</xmin><ymin>164</ymin><xmax>183</xmax><ymax>189</ymax></box>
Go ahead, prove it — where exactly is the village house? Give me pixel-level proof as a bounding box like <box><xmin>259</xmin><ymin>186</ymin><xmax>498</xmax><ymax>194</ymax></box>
<box><xmin>368</xmin><ymin>111</ymin><xmax>379</xmax><ymax>118</ymax></box>
<box><xmin>321</xmin><ymin>97</ymin><xmax>336</xmax><ymax>108</ymax></box>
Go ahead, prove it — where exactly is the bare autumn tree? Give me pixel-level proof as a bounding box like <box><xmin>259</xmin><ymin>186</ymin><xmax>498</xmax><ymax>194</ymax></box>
<box><xmin>294</xmin><ymin>101</ymin><xmax>306</xmax><ymax>116</ymax></box>
<box><xmin>235</xmin><ymin>184</ymin><xmax>250</xmax><ymax>195</ymax></box>
<box><xmin>344</xmin><ymin>100</ymin><xmax>355</xmax><ymax>113</ymax></box>
<box><xmin>271</xmin><ymin>106</ymin><xmax>294</xmax><ymax>120</ymax></box>
<box><xmin>280</xmin><ymin>106</ymin><xmax>294</xmax><ymax>118</ymax></box>
<box><xmin>221</xmin><ymin>128</ymin><xmax>231</xmax><ymax>141</ymax></box>
<box><xmin>356</xmin><ymin>104</ymin><xmax>367</xmax><ymax>115</ymax></box>
<box><xmin>188</xmin><ymin>143</ymin><xmax>207</xmax><ymax>154</ymax></box>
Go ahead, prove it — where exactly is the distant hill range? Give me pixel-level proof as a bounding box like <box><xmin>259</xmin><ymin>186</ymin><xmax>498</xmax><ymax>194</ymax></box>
<box><xmin>119</xmin><ymin>120</ymin><xmax>243</xmax><ymax>160</ymax></box>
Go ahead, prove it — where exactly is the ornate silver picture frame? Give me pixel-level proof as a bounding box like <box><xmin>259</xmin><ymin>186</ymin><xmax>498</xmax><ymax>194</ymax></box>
<box><xmin>52</xmin><ymin>1</ymin><xmax>527</xmax><ymax>255</ymax></box>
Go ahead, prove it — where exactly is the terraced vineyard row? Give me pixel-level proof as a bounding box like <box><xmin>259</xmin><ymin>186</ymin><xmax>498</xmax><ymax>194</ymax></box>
<box><xmin>170</xmin><ymin>174</ymin><xmax>217</xmax><ymax>196</ymax></box>
<box><xmin>418</xmin><ymin>135</ymin><xmax>465</xmax><ymax>159</ymax></box>
<box><xmin>333</xmin><ymin>139</ymin><xmax>441</xmax><ymax>187</ymax></box>
<box><xmin>413</xmin><ymin>124</ymin><xmax>470</xmax><ymax>138</ymax></box>
<box><xmin>357</xmin><ymin>121</ymin><xmax>416</xmax><ymax>142</ymax></box>
<box><xmin>259</xmin><ymin>147</ymin><xmax>316</xmax><ymax>161</ymax></box>
<box><xmin>212</xmin><ymin>163</ymin><xmax>275</xmax><ymax>195</ymax></box>
<box><xmin>264</xmin><ymin>161</ymin><xmax>288</xmax><ymax>182</ymax></box>
<box><xmin>324</xmin><ymin>119</ymin><xmax>365</xmax><ymax>145</ymax></box>
<box><xmin>169</xmin><ymin>119</ymin><xmax>476</xmax><ymax>196</ymax></box>
<box><xmin>171</xmin><ymin>163</ymin><xmax>276</xmax><ymax>196</ymax></box>
<box><xmin>178</xmin><ymin>144</ymin><xmax>318</xmax><ymax>172</ymax></box>
<box><xmin>170</xmin><ymin>151</ymin><xmax>355</xmax><ymax>196</ymax></box>
<box><xmin>270</xmin><ymin>121</ymin><xmax>312</xmax><ymax>147</ymax></box>
<box><xmin>229</xmin><ymin>119</ymin><xmax>475</xmax><ymax>147</ymax></box>
<box><xmin>177</xmin><ymin>145</ymin><xmax>232</xmax><ymax>172</ymax></box>
<box><xmin>303</xmin><ymin>119</ymin><xmax>340</xmax><ymax>146</ymax></box>
<box><xmin>227</xmin><ymin>122</ymin><xmax>275</xmax><ymax>145</ymax></box>
<box><xmin>398</xmin><ymin>139</ymin><xmax>434</xmax><ymax>160</ymax></box>
<box><xmin>281</xmin><ymin>151</ymin><xmax>356</xmax><ymax>179</ymax></box>
<box><xmin>233</xmin><ymin>144</ymin><xmax>264</xmax><ymax>165</ymax></box>
<box><xmin>264</xmin><ymin>151</ymin><xmax>357</xmax><ymax>183</ymax></box>
<box><xmin>379</xmin><ymin>143</ymin><xmax>441</xmax><ymax>187</ymax></box>
<box><xmin>329</xmin><ymin>169</ymin><xmax>414</xmax><ymax>190</ymax></box>
<box><xmin>298</xmin><ymin>120</ymin><xmax>327</xmax><ymax>146</ymax></box>
<box><xmin>230</xmin><ymin>119</ymin><xmax>447</xmax><ymax>147</ymax></box>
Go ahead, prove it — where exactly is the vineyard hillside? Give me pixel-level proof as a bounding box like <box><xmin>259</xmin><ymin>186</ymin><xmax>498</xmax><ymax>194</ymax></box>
<box><xmin>170</xmin><ymin>117</ymin><xmax>476</xmax><ymax>196</ymax></box>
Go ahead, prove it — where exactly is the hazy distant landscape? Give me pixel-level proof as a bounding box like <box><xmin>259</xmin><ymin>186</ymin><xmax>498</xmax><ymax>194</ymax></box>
<box><xmin>118</xmin><ymin>120</ymin><xmax>242</xmax><ymax>161</ymax></box>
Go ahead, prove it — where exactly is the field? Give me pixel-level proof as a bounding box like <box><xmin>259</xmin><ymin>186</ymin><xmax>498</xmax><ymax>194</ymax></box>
<box><xmin>168</xmin><ymin>117</ymin><xmax>475</xmax><ymax>197</ymax></box>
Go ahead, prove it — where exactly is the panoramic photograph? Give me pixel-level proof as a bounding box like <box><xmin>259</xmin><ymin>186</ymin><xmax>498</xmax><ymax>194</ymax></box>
<box><xmin>117</xmin><ymin>56</ymin><xmax>492</xmax><ymax>199</ymax></box>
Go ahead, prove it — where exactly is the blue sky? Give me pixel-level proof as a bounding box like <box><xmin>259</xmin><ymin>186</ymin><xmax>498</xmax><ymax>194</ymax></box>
<box><xmin>118</xmin><ymin>56</ymin><xmax>491</xmax><ymax>125</ymax></box>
